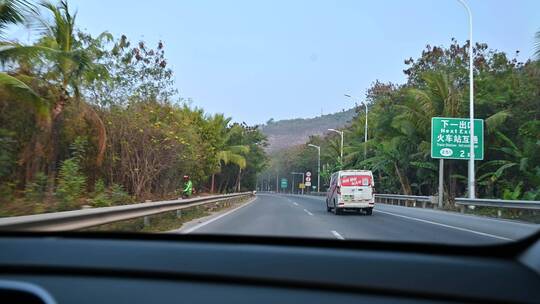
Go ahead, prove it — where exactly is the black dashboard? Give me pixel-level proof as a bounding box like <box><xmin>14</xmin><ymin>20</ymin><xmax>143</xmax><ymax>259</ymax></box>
<box><xmin>0</xmin><ymin>232</ymin><xmax>539</xmax><ymax>303</ymax></box>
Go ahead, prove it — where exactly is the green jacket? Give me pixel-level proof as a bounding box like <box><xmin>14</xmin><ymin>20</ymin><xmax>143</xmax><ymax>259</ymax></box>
<box><xmin>183</xmin><ymin>180</ymin><xmax>193</xmax><ymax>196</ymax></box>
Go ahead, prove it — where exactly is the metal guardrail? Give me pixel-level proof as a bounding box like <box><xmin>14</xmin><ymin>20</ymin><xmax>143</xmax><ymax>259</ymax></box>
<box><xmin>0</xmin><ymin>192</ymin><xmax>253</xmax><ymax>231</ymax></box>
<box><xmin>265</xmin><ymin>191</ymin><xmax>540</xmax><ymax>212</ymax></box>
<box><xmin>455</xmin><ymin>198</ymin><xmax>540</xmax><ymax>210</ymax></box>
<box><xmin>374</xmin><ymin>194</ymin><xmax>437</xmax><ymax>208</ymax></box>
<box><xmin>375</xmin><ymin>194</ymin><xmax>434</xmax><ymax>202</ymax></box>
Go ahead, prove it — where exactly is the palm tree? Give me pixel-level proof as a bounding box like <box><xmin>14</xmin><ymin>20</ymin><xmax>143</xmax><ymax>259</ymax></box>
<box><xmin>207</xmin><ymin>114</ymin><xmax>249</xmax><ymax>193</ymax></box>
<box><xmin>218</xmin><ymin>144</ymin><xmax>249</xmax><ymax>192</ymax></box>
<box><xmin>0</xmin><ymin>0</ymin><xmax>109</xmax><ymax>183</ymax></box>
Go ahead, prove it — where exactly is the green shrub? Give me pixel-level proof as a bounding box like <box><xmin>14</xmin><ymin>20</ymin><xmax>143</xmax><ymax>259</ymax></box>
<box><xmin>88</xmin><ymin>180</ymin><xmax>132</xmax><ymax>207</ymax></box>
<box><xmin>0</xmin><ymin>182</ymin><xmax>16</xmax><ymax>203</ymax></box>
<box><xmin>94</xmin><ymin>179</ymin><xmax>106</xmax><ymax>194</ymax></box>
<box><xmin>24</xmin><ymin>172</ymin><xmax>48</xmax><ymax>202</ymax></box>
<box><xmin>90</xmin><ymin>179</ymin><xmax>111</xmax><ymax>207</ymax></box>
<box><xmin>0</xmin><ymin>129</ymin><xmax>16</xmax><ymax>180</ymax></box>
<box><xmin>110</xmin><ymin>183</ymin><xmax>131</xmax><ymax>205</ymax></box>
<box><xmin>56</xmin><ymin>158</ymin><xmax>86</xmax><ymax>208</ymax></box>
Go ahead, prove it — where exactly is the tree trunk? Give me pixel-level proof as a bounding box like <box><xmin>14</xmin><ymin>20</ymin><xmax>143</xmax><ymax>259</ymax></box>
<box><xmin>46</xmin><ymin>113</ymin><xmax>64</xmax><ymax>194</ymax></box>
<box><xmin>217</xmin><ymin>176</ymin><xmax>226</xmax><ymax>193</ymax></box>
<box><xmin>394</xmin><ymin>162</ymin><xmax>412</xmax><ymax>195</ymax></box>
<box><xmin>236</xmin><ymin>168</ymin><xmax>242</xmax><ymax>192</ymax></box>
<box><xmin>211</xmin><ymin>174</ymin><xmax>215</xmax><ymax>193</ymax></box>
<box><xmin>45</xmin><ymin>91</ymin><xmax>69</xmax><ymax>194</ymax></box>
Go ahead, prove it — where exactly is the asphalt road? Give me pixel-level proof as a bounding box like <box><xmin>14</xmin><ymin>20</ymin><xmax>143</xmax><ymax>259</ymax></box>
<box><xmin>186</xmin><ymin>193</ymin><xmax>539</xmax><ymax>244</ymax></box>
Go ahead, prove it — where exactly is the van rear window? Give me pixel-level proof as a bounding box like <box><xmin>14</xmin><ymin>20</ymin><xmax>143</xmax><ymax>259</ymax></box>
<box><xmin>340</xmin><ymin>175</ymin><xmax>372</xmax><ymax>186</ymax></box>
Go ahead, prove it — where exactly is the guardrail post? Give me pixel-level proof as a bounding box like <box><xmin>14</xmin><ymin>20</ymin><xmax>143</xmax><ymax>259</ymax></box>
<box><xmin>497</xmin><ymin>209</ymin><xmax>502</xmax><ymax>218</ymax></box>
<box><xmin>176</xmin><ymin>210</ymin><xmax>182</xmax><ymax>218</ymax></box>
<box><xmin>430</xmin><ymin>196</ymin><xmax>437</xmax><ymax>209</ymax></box>
<box><xmin>143</xmin><ymin>216</ymin><xmax>150</xmax><ymax>226</ymax></box>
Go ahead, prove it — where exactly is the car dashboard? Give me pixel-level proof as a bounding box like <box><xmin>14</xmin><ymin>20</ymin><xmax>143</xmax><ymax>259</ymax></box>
<box><xmin>0</xmin><ymin>232</ymin><xmax>539</xmax><ymax>303</ymax></box>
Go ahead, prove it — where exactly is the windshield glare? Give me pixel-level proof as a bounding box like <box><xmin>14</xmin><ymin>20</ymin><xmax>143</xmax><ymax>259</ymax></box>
<box><xmin>0</xmin><ymin>0</ymin><xmax>538</xmax><ymax>245</ymax></box>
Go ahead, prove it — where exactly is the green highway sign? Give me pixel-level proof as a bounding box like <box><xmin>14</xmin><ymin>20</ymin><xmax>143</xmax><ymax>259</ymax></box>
<box><xmin>280</xmin><ymin>178</ymin><xmax>288</xmax><ymax>189</ymax></box>
<box><xmin>431</xmin><ymin>117</ymin><xmax>484</xmax><ymax>160</ymax></box>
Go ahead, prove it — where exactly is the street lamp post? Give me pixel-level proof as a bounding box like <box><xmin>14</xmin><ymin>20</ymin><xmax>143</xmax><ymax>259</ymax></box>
<box><xmin>328</xmin><ymin>128</ymin><xmax>344</xmax><ymax>166</ymax></box>
<box><xmin>344</xmin><ymin>94</ymin><xmax>368</xmax><ymax>160</ymax></box>
<box><xmin>291</xmin><ymin>174</ymin><xmax>294</xmax><ymax>194</ymax></box>
<box><xmin>457</xmin><ymin>0</ymin><xmax>475</xmax><ymax>199</ymax></box>
<box><xmin>308</xmin><ymin>144</ymin><xmax>321</xmax><ymax>193</ymax></box>
<box><xmin>291</xmin><ymin>172</ymin><xmax>305</xmax><ymax>195</ymax></box>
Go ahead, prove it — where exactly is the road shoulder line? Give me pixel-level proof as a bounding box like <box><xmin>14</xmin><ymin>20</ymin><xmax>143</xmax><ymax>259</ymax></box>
<box><xmin>177</xmin><ymin>196</ymin><xmax>258</xmax><ymax>234</ymax></box>
<box><xmin>375</xmin><ymin>209</ymin><xmax>513</xmax><ymax>241</ymax></box>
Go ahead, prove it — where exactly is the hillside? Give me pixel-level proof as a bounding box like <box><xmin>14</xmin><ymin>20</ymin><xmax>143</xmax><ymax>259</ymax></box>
<box><xmin>259</xmin><ymin>108</ymin><xmax>357</xmax><ymax>152</ymax></box>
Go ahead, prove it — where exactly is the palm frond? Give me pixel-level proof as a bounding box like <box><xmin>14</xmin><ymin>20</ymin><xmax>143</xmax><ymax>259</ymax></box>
<box><xmin>485</xmin><ymin>110</ymin><xmax>511</xmax><ymax>134</ymax></box>
<box><xmin>0</xmin><ymin>44</ymin><xmax>59</xmax><ymax>65</ymax></box>
<box><xmin>478</xmin><ymin>159</ymin><xmax>512</xmax><ymax>169</ymax></box>
<box><xmin>407</xmin><ymin>88</ymin><xmax>436</xmax><ymax>117</ymax></box>
<box><xmin>491</xmin><ymin>163</ymin><xmax>517</xmax><ymax>182</ymax></box>
<box><xmin>494</xmin><ymin>131</ymin><xmax>519</xmax><ymax>153</ymax></box>
<box><xmin>410</xmin><ymin>161</ymin><xmax>437</xmax><ymax>171</ymax></box>
<box><xmin>227</xmin><ymin>145</ymin><xmax>249</xmax><ymax>154</ymax></box>
<box><xmin>227</xmin><ymin>153</ymin><xmax>247</xmax><ymax>169</ymax></box>
<box><xmin>0</xmin><ymin>72</ymin><xmax>49</xmax><ymax>124</ymax></box>
<box><xmin>0</xmin><ymin>0</ymin><xmax>35</xmax><ymax>38</ymax></box>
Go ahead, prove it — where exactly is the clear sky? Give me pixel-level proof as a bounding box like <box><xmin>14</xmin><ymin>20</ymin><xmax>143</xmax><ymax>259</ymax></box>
<box><xmin>25</xmin><ymin>0</ymin><xmax>540</xmax><ymax>124</ymax></box>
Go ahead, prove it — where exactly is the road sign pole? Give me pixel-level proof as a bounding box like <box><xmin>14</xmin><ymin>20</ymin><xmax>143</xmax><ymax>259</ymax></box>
<box><xmin>340</xmin><ymin>131</ymin><xmax>344</xmax><ymax>167</ymax></box>
<box><xmin>438</xmin><ymin>159</ymin><xmax>444</xmax><ymax>208</ymax></box>
<box><xmin>302</xmin><ymin>173</ymin><xmax>305</xmax><ymax>195</ymax></box>
<box><xmin>364</xmin><ymin>102</ymin><xmax>368</xmax><ymax>162</ymax></box>
<box><xmin>317</xmin><ymin>149</ymin><xmax>321</xmax><ymax>193</ymax></box>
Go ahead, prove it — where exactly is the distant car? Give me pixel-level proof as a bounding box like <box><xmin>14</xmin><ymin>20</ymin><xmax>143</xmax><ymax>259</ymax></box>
<box><xmin>326</xmin><ymin>170</ymin><xmax>375</xmax><ymax>215</ymax></box>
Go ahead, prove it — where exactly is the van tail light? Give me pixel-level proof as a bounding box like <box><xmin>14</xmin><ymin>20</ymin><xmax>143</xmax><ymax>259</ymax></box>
<box><xmin>336</xmin><ymin>186</ymin><xmax>341</xmax><ymax>194</ymax></box>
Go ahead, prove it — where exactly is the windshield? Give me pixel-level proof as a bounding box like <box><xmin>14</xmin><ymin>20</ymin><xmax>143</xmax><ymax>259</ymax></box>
<box><xmin>0</xmin><ymin>0</ymin><xmax>538</xmax><ymax>245</ymax></box>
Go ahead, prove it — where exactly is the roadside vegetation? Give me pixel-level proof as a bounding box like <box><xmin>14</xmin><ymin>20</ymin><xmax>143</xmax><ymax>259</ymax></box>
<box><xmin>267</xmin><ymin>37</ymin><xmax>540</xmax><ymax>205</ymax></box>
<box><xmin>0</xmin><ymin>0</ymin><xmax>268</xmax><ymax>216</ymax></box>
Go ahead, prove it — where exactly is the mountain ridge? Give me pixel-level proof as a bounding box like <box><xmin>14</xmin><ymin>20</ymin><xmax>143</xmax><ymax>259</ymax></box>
<box><xmin>259</xmin><ymin>108</ymin><xmax>357</xmax><ymax>152</ymax></box>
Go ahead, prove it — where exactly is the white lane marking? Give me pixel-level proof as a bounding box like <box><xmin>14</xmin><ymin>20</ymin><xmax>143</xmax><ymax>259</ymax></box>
<box><xmin>303</xmin><ymin>209</ymin><xmax>313</xmax><ymax>216</ymax></box>
<box><xmin>331</xmin><ymin>230</ymin><xmax>345</xmax><ymax>240</ymax></box>
<box><xmin>181</xmin><ymin>197</ymin><xmax>257</xmax><ymax>234</ymax></box>
<box><xmin>374</xmin><ymin>210</ymin><xmax>513</xmax><ymax>241</ymax></box>
<box><xmin>293</xmin><ymin>202</ymin><xmax>299</xmax><ymax>206</ymax></box>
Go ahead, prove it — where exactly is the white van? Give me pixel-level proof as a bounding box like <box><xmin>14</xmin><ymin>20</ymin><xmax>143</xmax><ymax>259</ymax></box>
<box><xmin>326</xmin><ymin>170</ymin><xmax>375</xmax><ymax>215</ymax></box>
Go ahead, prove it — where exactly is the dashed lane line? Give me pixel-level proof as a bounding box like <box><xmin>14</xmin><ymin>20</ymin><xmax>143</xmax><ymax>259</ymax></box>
<box><xmin>331</xmin><ymin>230</ymin><xmax>345</xmax><ymax>240</ymax></box>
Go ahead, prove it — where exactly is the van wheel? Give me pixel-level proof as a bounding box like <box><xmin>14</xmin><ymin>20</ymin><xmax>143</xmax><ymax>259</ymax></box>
<box><xmin>333</xmin><ymin>200</ymin><xmax>341</xmax><ymax>215</ymax></box>
<box><xmin>366</xmin><ymin>208</ymin><xmax>373</xmax><ymax>216</ymax></box>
